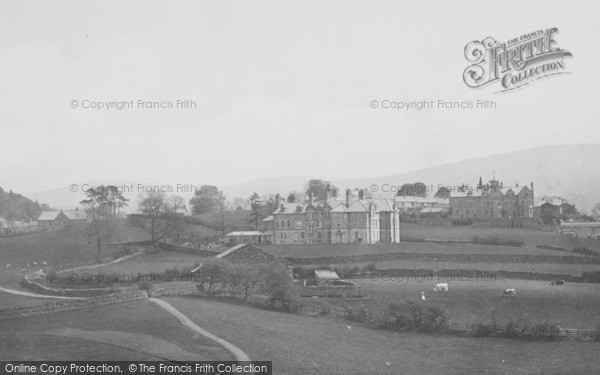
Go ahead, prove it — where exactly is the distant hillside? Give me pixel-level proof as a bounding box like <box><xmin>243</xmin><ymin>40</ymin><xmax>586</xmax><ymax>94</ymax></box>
<box><xmin>25</xmin><ymin>144</ymin><xmax>600</xmax><ymax>212</ymax></box>
<box><xmin>0</xmin><ymin>187</ymin><xmax>49</xmax><ymax>223</ymax></box>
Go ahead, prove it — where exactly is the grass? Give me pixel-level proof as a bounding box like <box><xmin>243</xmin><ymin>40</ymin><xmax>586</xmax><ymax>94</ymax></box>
<box><xmin>0</xmin><ymin>292</ymin><xmax>66</xmax><ymax>307</ymax></box>
<box><xmin>0</xmin><ymin>299</ymin><xmax>233</xmax><ymax>360</ymax></box>
<box><xmin>401</xmin><ymin>223</ymin><xmax>600</xmax><ymax>250</ymax></box>
<box><xmin>316</xmin><ymin>278</ymin><xmax>600</xmax><ymax>329</ymax></box>
<box><xmin>262</xmin><ymin>242</ymin><xmax>587</xmax><ymax>259</ymax></box>
<box><xmin>333</xmin><ymin>260</ymin><xmax>600</xmax><ymax>276</ymax></box>
<box><xmin>165</xmin><ymin>296</ymin><xmax>600</xmax><ymax>375</ymax></box>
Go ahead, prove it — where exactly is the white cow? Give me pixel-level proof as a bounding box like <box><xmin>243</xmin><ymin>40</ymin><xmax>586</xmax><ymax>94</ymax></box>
<box><xmin>502</xmin><ymin>288</ymin><xmax>516</xmax><ymax>297</ymax></box>
<box><xmin>433</xmin><ymin>283</ymin><xmax>448</xmax><ymax>292</ymax></box>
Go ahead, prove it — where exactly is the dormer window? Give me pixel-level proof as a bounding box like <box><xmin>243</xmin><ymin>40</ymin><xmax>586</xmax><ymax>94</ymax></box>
<box><xmin>307</xmin><ymin>212</ymin><xmax>314</xmax><ymax>220</ymax></box>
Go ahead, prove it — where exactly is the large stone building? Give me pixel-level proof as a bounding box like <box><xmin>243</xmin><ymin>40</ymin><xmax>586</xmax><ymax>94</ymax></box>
<box><xmin>449</xmin><ymin>177</ymin><xmax>534</xmax><ymax>220</ymax></box>
<box><xmin>266</xmin><ymin>189</ymin><xmax>400</xmax><ymax>245</ymax></box>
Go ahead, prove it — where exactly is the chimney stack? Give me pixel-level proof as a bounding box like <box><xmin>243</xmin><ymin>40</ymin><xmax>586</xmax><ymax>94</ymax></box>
<box><xmin>358</xmin><ymin>189</ymin><xmax>364</xmax><ymax>200</ymax></box>
<box><xmin>309</xmin><ymin>191</ymin><xmax>314</xmax><ymax>204</ymax></box>
<box><xmin>275</xmin><ymin>193</ymin><xmax>280</xmax><ymax>207</ymax></box>
<box><xmin>346</xmin><ymin>189</ymin><xmax>351</xmax><ymax>208</ymax></box>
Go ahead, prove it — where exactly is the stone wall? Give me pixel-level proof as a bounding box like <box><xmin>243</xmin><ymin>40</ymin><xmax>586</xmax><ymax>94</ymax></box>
<box><xmin>298</xmin><ymin>284</ymin><xmax>362</xmax><ymax>298</ymax></box>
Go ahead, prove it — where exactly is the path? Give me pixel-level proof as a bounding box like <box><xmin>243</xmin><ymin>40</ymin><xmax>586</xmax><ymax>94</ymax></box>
<box><xmin>0</xmin><ymin>286</ymin><xmax>83</xmax><ymax>300</ymax></box>
<box><xmin>148</xmin><ymin>298</ymin><xmax>251</xmax><ymax>361</ymax></box>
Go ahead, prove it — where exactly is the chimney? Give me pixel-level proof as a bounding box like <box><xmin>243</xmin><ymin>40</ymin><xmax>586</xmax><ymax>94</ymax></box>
<box><xmin>358</xmin><ymin>189</ymin><xmax>364</xmax><ymax>200</ymax></box>
<box><xmin>309</xmin><ymin>191</ymin><xmax>314</xmax><ymax>204</ymax></box>
<box><xmin>325</xmin><ymin>184</ymin><xmax>331</xmax><ymax>201</ymax></box>
<box><xmin>346</xmin><ymin>189</ymin><xmax>351</xmax><ymax>208</ymax></box>
<box><xmin>275</xmin><ymin>193</ymin><xmax>280</xmax><ymax>207</ymax></box>
<box><xmin>530</xmin><ymin>181</ymin><xmax>534</xmax><ymax>191</ymax></box>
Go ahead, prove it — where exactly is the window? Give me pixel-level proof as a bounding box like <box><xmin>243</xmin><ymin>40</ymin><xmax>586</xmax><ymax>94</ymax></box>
<box><xmin>287</xmin><ymin>220</ymin><xmax>291</xmax><ymax>228</ymax></box>
<box><xmin>307</xmin><ymin>212</ymin><xmax>314</xmax><ymax>220</ymax></box>
<box><xmin>301</xmin><ymin>232</ymin><xmax>305</xmax><ymax>240</ymax></box>
<box><xmin>296</xmin><ymin>220</ymin><xmax>303</xmax><ymax>229</ymax></box>
<box><xmin>279</xmin><ymin>233</ymin><xmax>286</xmax><ymax>240</ymax></box>
<box><xmin>309</xmin><ymin>224</ymin><xmax>314</xmax><ymax>233</ymax></box>
<box><xmin>355</xmin><ymin>231</ymin><xmax>359</xmax><ymax>239</ymax></box>
<box><xmin>317</xmin><ymin>221</ymin><xmax>322</xmax><ymax>228</ymax></box>
<box><xmin>281</xmin><ymin>220</ymin><xmax>285</xmax><ymax>229</ymax></box>
<box><xmin>317</xmin><ymin>232</ymin><xmax>322</xmax><ymax>240</ymax></box>
<box><xmin>275</xmin><ymin>221</ymin><xmax>279</xmax><ymax>229</ymax></box>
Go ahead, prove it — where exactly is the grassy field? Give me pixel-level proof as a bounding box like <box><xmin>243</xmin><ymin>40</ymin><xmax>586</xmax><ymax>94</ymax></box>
<box><xmin>0</xmin><ymin>228</ymin><xmax>101</xmax><ymax>288</ymax></box>
<box><xmin>262</xmin><ymin>242</ymin><xmax>586</xmax><ymax>258</ymax></box>
<box><xmin>0</xmin><ymin>299</ymin><xmax>233</xmax><ymax>360</ymax></box>
<box><xmin>317</xmin><ymin>278</ymin><xmax>600</xmax><ymax>329</ymax></box>
<box><xmin>0</xmin><ymin>292</ymin><xmax>67</xmax><ymax>308</ymax></box>
<box><xmin>401</xmin><ymin>223</ymin><xmax>600</xmax><ymax>250</ymax></box>
<box><xmin>75</xmin><ymin>250</ymin><xmax>202</xmax><ymax>275</ymax></box>
<box><xmin>331</xmin><ymin>260</ymin><xmax>600</xmax><ymax>276</ymax></box>
<box><xmin>166</xmin><ymin>296</ymin><xmax>600</xmax><ymax>375</ymax></box>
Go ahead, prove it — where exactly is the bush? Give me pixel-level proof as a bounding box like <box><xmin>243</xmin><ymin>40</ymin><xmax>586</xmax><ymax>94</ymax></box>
<box><xmin>471</xmin><ymin>235</ymin><xmax>524</xmax><ymax>247</ymax></box>
<box><xmin>46</xmin><ymin>269</ymin><xmax>58</xmax><ymax>283</ymax></box>
<box><xmin>501</xmin><ymin>318</ymin><xmax>561</xmax><ymax>340</ymax></box>
<box><xmin>472</xmin><ymin>323</ymin><xmax>496</xmax><ymax>337</ymax></box>
<box><xmin>572</xmin><ymin>248</ymin><xmax>598</xmax><ymax>256</ymax></box>
<box><xmin>164</xmin><ymin>267</ymin><xmax>179</xmax><ymax>275</ymax></box>
<box><xmin>344</xmin><ymin>304</ymin><xmax>369</xmax><ymax>323</ymax></box>
<box><xmin>139</xmin><ymin>280</ymin><xmax>153</xmax><ymax>291</ymax></box>
<box><xmin>451</xmin><ymin>218</ymin><xmax>472</xmax><ymax>226</ymax></box>
<box><xmin>364</xmin><ymin>263</ymin><xmax>377</xmax><ymax>272</ymax></box>
<box><xmin>383</xmin><ymin>301</ymin><xmax>448</xmax><ymax>333</ymax></box>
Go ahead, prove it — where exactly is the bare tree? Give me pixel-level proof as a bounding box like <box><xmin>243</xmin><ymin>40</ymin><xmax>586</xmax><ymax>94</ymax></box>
<box><xmin>130</xmin><ymin>191</ymin><xmax>182</xmax><ymax>245</ymax></box>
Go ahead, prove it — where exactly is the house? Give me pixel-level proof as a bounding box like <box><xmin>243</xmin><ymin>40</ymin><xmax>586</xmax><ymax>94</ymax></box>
<box><xmin>215</xmin><ymin>243</ymin><xmax>292</xmax><ymax>275</ymax></box>
<box><xmin>314</xmin><ymin>269</ymin><xmax>340</xmax><ymax>285</ymax></box>
<box><xmin>271</xmin><ymin>188</ymin><xmax>400</xmax><ymax>245</ymax></box>
<box><xmin>535</xmin><ymin>197</ymin><xmax>577</xmax><ymax>220</ymax></box>
<box><xmin>224</xmin><ymin>231</ymin><xmax>264</xmax><ymax>245</ymax></box>
<box><xmin>37</xmin><ymin>210</ymin><xmax>87</xmax><ymax>229</ymax></box>
<box><xmin>449</xmin><ymin>177</ymin><xmax>534</xmax><ymax>220</ymax></box>
<box><xmin>393</xmin><ymin>196</ymin><xmax>450</xmax><ymax>213</ymax></box>
<box><xmin>560</xmin><ymin>222</ymin><xmax>600</xmax><ymax>239</ymax></box>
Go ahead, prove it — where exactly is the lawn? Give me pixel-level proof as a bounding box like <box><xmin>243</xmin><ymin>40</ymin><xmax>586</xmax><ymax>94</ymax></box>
<box><xmin>401</xmin><ymin>223</ymin><xmax>600</xmax><ymax>250</ymax></box>
<box><xmin>0</xmin><ymin>292</ymin><xmax>67</xmax><ymax>308</ymax></box>
<box><xmin>263</xmin><ymin>242</ymin><xmax>587</xmax><ymax>258</ymax></box>
<box><xmin>165</xmin><ymin>296</ymin><xmax>600</xmax><ymax>375</ymax></box>
<box><xmin>0</xmin><ymin>299</ymin><xmax>233</xmax><ymax>360</ymax></box>
<box><xmin>332</xmin><ymin>260</ymin><xmax>600</xmax><ymax>277</ymax></box>
<box><xmin>316</xmin><ymin>278</ymin><xmax>600</xmax><ymax>329</ymax></box>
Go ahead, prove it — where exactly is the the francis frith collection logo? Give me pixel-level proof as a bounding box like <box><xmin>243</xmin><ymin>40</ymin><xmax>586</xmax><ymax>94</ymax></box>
<box><xmin>463</xmin><ymin>28</ymin><xmax>572</xmax><ymax>92</ymax></box>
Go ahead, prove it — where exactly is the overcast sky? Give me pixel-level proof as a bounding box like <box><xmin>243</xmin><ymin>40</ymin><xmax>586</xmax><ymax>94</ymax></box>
<box><xmin>1</xmin><ymin>0</ymin><xmax>599</xmax><ymax>194</ymax></box>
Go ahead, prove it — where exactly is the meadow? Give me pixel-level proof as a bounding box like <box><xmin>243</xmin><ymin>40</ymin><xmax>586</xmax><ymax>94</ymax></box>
<box><xmin>262</xmin><ymin>242</ymin><xmax>588</xmax><ymax>259</ymax></box>
<box><xmin>316</xmin><ymin>278</ymin><xmax>600</xmax><ymax>329</ymax></box>
<box><xmin>0</xmin><ymin>298</ymin><xmax>233</xmax><ymax>360</ymax></box>
<box><xmin>166</xmin><ymin>296</ymin><xmax>600</xmax><ymax>375</ymax></box>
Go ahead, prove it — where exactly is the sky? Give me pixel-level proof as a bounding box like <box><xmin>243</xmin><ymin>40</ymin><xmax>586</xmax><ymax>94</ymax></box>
<box><xmin>1</xmin><ymin>0</ymin><xmax>600</xmax><ymax>194</ymax></box>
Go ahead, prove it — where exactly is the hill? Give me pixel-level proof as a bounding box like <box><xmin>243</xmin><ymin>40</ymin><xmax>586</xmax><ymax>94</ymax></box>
<box><xmin>0</xmin><ymin>187</ymin><xmax>49</xmax><ymax>224</ymax></box>
<box><xmin>25</xmin><ymin>144</ymin><xmax>600</xmax><ymax>212</ymax></box>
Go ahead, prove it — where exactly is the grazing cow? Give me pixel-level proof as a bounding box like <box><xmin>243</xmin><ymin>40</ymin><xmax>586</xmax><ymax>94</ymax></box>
<box><xmin>420</xmin><ymin>291</ymin><xmax>426</xmax><ymax>301</ymax></box>
<box><xmin>21</xmin><ymin>269</ymin><xmax>26</xmax><ymax>273</ymax></box>
<box><xmin>502</xmin><ymin>288</ymin><xmax>516</xmax><ymax>297</ymax></box>
<box><xmin>5</xmin><ymin>264</ymin><xmax>10</xmax><ymax>268</ymax></box>
<box><xmin>550</xmin><ymin>280</ymin><xmax>565</xmax><ymax>285</ymax></box>
<box><xmin>42</xmin><ymin>261</ymin><xmax>48</xmax><ymax>266</ymax></box>
<box><xmin>32</xmin><ymin>262</ymin><xmax>37</xmax><ymax>266</ymax></box>
<box><xmin>433</xmin><ymin>283</ymin><xmax>449</xmax><ymax>292</ymax></box>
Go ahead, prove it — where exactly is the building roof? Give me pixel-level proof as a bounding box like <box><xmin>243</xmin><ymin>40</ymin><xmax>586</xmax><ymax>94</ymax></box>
<box><xmin>315</xmin><ymin>269</ymin><xmax>340</xmax><ymax>280</ymax></box>
<box><xmin>64</xmin><ymin>210</ymin><xmax>87</xmax><ymax>220</ymax></box>
<box><xmin>215</xmin><ymin>243</ymin><xmax>292</xmax><ymax>266</ymax></box>
<box><xmin>419</xmin><ymin>207</ymin><xmax>446</xmax><ymax>214</ymax></box>
<box><xmin>37</xmin><ymin>211</ymin><xmax>62</xmax><ymax>221</ymax></box>
<box><xmin>561</xmin><ymin>222</ymin><xmax>600</xmax><ymax>228</ymax></box>
<box><xmin>262</xmin><ymin>215</ymin><xmax>274</xmax><ymax>222</ymax></box>
<box><xmin>225</xmin><ymin>231</ymin><xmax>263</xmax><ymax>237</ymax></box>
<box><xmin>347</xmin><ymin>200</ymin><xmax>370</xmax><ymax>213</ymax></box>
<box><xmin>394</xmin><ymin>196</ymin><xmax>450</xmax><ymax>204</ymax></box>
<box><xmin>369</xmin><ymin>198</ymin><xmax>395</xmax><ymax>212</ymax></box>
<box><xmin>330</xmin><ymin>202</ymin><xmax>348</xmax><ymax>213</ymax></box>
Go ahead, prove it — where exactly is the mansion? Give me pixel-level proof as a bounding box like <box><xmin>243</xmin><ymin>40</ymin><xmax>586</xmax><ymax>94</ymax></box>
<box><xmin>262</xmin><ymin>189</ymin><xmax>400</xmax><ymax>245</ymax></box>
<box><xmin>449</xmin><ymin>177</ymin><xmax>534</xmax><ymax>219</ymax></box>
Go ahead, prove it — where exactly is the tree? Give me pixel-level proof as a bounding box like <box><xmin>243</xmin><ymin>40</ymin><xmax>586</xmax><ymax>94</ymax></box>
<box><xmin>248</xmin><ymin>192</ymin><xmax>261</xmax><ymax>230</ymax></box>
<box><xmin>232</xmin><ymin>197</ymin><xmax>249</xmax><ymax>211</ymax></box>
<box><xmin>434</xmin><ymin>186</ymin><xmax>451</xmax><ymax>199</ymax></box>
<box><xmin>260</xmin><ymin>265</ymin><xmax>296</xmax><ymax>310</ymax></box>
<box><xmin>397</xmin><ymin>182</ymin><xmax>428</xmax><ymax>197</ymax></box>
<box><xmin>80</xmin><ymin>185</ymin><xmax>127</xmax><ymax>262</ymax></box>
<box><xmin>130</xmin><ymin>191</ymin><xmax>182</xmax><ymax>245</ymax></box>
<box><xmin>189</xmin><ymin>185</ymin><xmax>222</xmax><ymax>215</ymax></box>
<box><xmin>592</xmin><ymin>203</ymin><xmax>600</xmax><ymax>220</ymax></box>
<box><xmin>170</xmin><ymin>195</ymin><xmax>186</xmax><ymax>213</ymax></box>
<box><xmin>236</xmin><ymin>264</ymin><xmax>261</xmax><ymax>300</ymax></box>
<box><xmin>197</xmin><ymin>258</ymin><xmax>227</xmax><ymax>294</ymax></box>
<box><xmin>305</xmin><ymin>179</ymin><xmax>338</xmax><ymax>201</ymax></box>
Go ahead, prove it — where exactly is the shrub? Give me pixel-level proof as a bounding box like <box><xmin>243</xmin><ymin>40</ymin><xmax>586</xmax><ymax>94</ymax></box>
<box><xmin>451</xmin><ymin>218</ymin><xmax>472</xmax><ymax>226</ymax></box>
<box><xmin>472</xmin><ymin>323</ymin><xmax>496</xmax><ymax>337</ymax></box>
<box><xmin>139</xmin><ymin>280</ymin><xmax>153</xmax><ymax>291</ymax></box>
<box><xmin>344</xmin><ymin>304</ymin><xmax>369</xmax><ymax>323</ymax></box>
<box><xmin>471</xmin><ymin>235</ymin><xmax>523</xmax><ymax>247</ymax></box>
<box><xmin>530</xmin><ymin>321</ymin><xmax>561</xmax><ymax>340</ymax></box>
<box><xmin>572</xmin><ymin>248</ymin><xmax>598</xmax><ymax>256</ymax></box>
<box><xmin>364</xmin><ymin>263</ymin><xmax>377</xmax><ymax>272</ymax></box>
<box><xmin>164</xmin><ymin>267</ymin><xmax>179</xmax><ymax>275</ymax></box>
<box><xmin>46</xmin><ymin>269</ymin><xmax>58</xmax><ymax>283</ymax></box>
